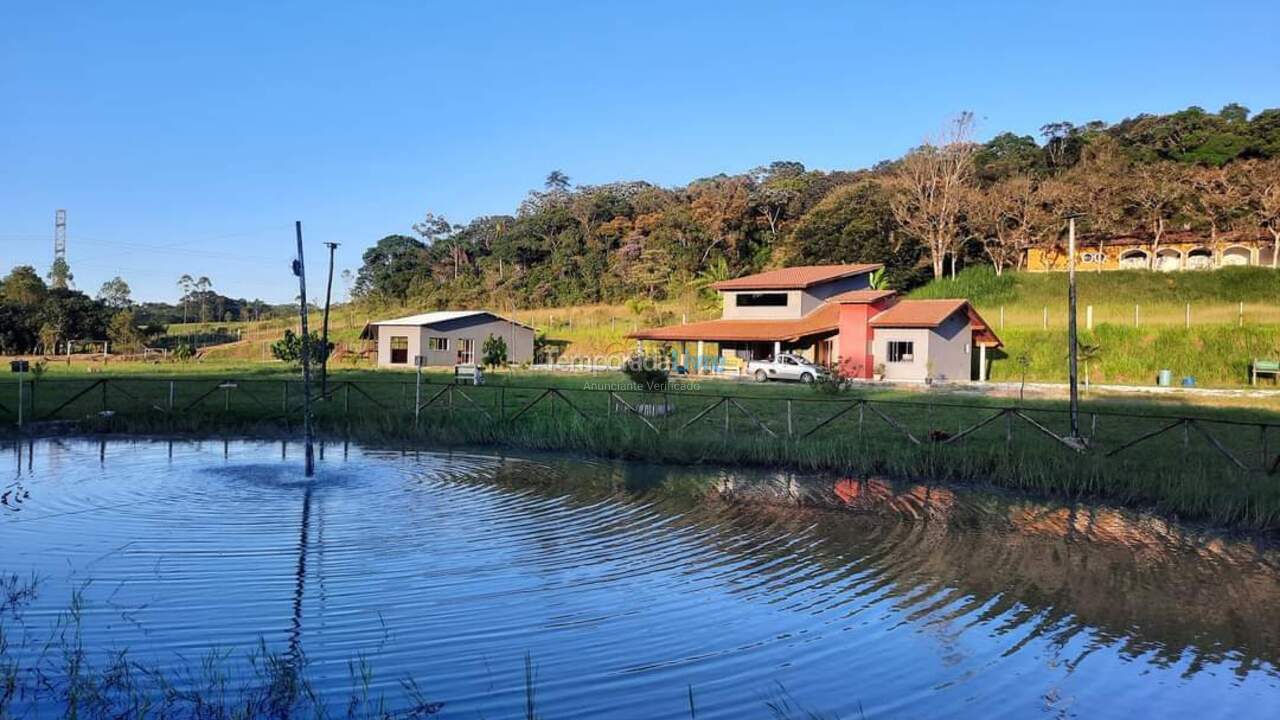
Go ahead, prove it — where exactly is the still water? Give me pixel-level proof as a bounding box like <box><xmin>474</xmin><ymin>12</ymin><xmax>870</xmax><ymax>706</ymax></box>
<box><xmin>2</xmin><ymin>438</ymin><xmax>1278</xmax><ymax>718</ymax></box>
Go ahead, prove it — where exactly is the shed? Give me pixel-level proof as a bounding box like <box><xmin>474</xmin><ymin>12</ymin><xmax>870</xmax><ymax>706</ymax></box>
<box><xmin>360</xmin><ymin>311</ymin><xmax>534</xmax><ymax>368</ymax></box>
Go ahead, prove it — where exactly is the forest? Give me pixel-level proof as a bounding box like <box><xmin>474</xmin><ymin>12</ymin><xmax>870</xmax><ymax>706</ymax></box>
<box><xmin>3</xmin><ymin>104</ymin><xmax>1280</xmax><ymax>356</ymax></box>
<box><xmin>352</xmin><ymin>104</ymin><xmax>1280</xmax><ymax>310</ymax></box>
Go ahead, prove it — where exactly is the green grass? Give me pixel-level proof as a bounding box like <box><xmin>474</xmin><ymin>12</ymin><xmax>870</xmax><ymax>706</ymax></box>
<box><xmin>908</xmin><ymin>266</ymin><xmax>1280</xmax><ymax>386</ymax></box>
<box><xmin>4</xmin><ymin>370</ymin><xmax>1279</xmax><ymax>530</ymax></box>
<box><xmin>909</xmin><ymin>265</ymin><xmax>1280</xmax><ymax>307</ymax></box>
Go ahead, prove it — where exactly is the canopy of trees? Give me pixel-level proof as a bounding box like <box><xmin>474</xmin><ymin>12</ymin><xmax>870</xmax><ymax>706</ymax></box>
<box><xmin>353</xmin><ymin>104</ymin><xmax>1280</xmax><ymax>309</ymax></box>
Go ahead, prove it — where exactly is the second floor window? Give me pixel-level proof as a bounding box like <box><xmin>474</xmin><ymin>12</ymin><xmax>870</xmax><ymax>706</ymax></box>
<box><xmin>735</xmin><ymin>293</ymin><xmax>787</xmax><ymax>307</ymax></box>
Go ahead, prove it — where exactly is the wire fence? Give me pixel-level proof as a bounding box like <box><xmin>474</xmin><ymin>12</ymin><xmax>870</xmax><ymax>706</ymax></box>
<box><xmin>3</xmin><ymin>377</ymin><xmax>1277</xmax><ymax>478</ymax></box>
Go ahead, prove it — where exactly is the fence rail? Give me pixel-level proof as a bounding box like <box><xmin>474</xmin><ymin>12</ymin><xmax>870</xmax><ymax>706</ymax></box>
<box><xmin>4</xmin><ymin>377</ymin><xmax>1278</xmax><ymax>476</ymax></box>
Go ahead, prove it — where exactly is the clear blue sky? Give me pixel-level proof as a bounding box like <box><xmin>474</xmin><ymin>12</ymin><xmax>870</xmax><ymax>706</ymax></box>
<box><xmin>2</xmin><ymin>1</ymin><xmax>1277</xmax><ymax>304</ymax></box>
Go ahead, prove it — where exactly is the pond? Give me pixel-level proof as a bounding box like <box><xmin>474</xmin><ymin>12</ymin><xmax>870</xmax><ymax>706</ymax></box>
<box><xmin>1</xmin><ymin>438</ymin><xmax>1278</xmax><ymax>718</ymax></box>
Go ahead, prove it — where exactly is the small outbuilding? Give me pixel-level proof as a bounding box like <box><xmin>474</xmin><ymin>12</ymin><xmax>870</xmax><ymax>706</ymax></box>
<box><xmin>360</xmin><ymin>311</ymin><xmax>534</xmax><ymax>368</ymax></box>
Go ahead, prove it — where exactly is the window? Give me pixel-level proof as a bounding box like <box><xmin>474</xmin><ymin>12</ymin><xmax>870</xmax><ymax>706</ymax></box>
<box><xmin>389</xmin><ymin>336</ymin><xmax>409</xmax><ymax>364</ymax></box>
<box><xmin>887</xmin><ymin>341</ymin><xmax>914</xmax><ymax>363</ymax></box>
<box><xmin>427</xmin><ymin>337</ymin><xmax>449</xmax><ymax>351</ymax></box>
<box><xmin>735</xmin><ymin>293</ymin><xmax>788</xmax><ymax>307</ymax></box>
<box><xmin>456</xmin><ymin>338</ymin><xmax>475</xmax><ymax>364</ymax></box>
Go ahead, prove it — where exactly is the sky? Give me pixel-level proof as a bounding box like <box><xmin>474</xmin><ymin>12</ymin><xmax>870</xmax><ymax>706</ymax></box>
<box><xmin>2</xmin><ymin>1</ymin><xmax>1278</xmax><ymax>304</ymax></box>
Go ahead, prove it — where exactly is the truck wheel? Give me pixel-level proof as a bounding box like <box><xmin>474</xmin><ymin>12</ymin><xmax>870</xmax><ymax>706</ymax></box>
<box><xmin>800</xmin><ymin>372</ymin><xmax>815</xmax><ymax>383</ymax></box>
<box><xmin>755</xmin><ymin>370</ymin><xmax>769</xmax><ymax>382</ymax></box>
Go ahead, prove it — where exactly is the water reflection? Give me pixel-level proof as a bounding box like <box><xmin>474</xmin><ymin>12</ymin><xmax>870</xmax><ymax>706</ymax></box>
<box><xmin>2</xmin><ymin>439</ymin><xmax>1277</xmax><ymax>719</ymax></box>
<box><xmin>484</xmin><ymin>459</ymin><xmax>1280</xmax><ymax>680</ymax></box>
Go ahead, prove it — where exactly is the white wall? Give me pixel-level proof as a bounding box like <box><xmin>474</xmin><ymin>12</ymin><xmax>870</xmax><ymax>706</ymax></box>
<box><xmin>871</xmin><ymin>313</ymin><xmax>973</xmax><ymax>382</ymax></box>
<box><xmin>376</xmin><ymin>316</ymin><xmax>534</xmax><ymax>367</ymax></box>
<box><xmin>874</xmin><ymin>328</ymin><xmax>930</xmax><ymax>381</ymax></box>
<box><xmin>720</xmin><ymin>290</ymin><xmax>802</xmax><ymax>319</ymax></box>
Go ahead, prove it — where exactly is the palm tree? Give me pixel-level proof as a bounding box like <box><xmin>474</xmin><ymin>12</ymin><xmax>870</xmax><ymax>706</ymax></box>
<box><xmin>545</xmin><ymin>170</ymin><xmax>571</xmax><ymax>193</ymax></box>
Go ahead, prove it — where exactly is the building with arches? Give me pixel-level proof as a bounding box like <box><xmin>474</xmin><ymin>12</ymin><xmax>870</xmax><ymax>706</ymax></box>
<box><xmin>1024</xmin><ymin>230</ymin><xmax>1277</xmax><ymax>272</ymax></box>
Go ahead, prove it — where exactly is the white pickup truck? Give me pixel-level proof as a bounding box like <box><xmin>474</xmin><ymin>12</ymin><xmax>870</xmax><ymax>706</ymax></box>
<box><xmin>746</xmin><ymin>353</ymin><xmax>828</xmax><ymax>383</ymax></box>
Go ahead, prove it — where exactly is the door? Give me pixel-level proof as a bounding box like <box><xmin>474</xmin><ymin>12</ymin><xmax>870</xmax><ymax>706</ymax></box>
<box><xmin>389</xmin><ymin>336</ymin><xmax>409</xmax><ymax>365</ymax></box>
<box><xmin>456</xmin><ymin>338</ymin><xmax>475</xmax><ymax>365</ymax></box>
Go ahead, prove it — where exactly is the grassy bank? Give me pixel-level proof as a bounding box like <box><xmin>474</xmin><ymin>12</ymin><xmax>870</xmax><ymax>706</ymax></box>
<box><xmin>5</xmin><ymin>370</ymin><xmax>1279</xmax><ymax>530</ymax></box>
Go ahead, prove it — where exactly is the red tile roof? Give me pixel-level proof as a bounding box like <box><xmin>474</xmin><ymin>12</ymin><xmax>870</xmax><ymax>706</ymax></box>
<box><xmin>711</xmin><ymin>264</ymin><xmax>882</xmax><ymax>290</ymax></box>
<box><xmin>869</xmin><ymin>299</ymin><xmax>968</xmax><ymax>328</ymax></box>
<box><xmin>870</xmin><ymin>300</ymin><xmax>1002</xmax><ymax>347</ymax></box>
<box><xmin>827</xmin><ymin>289</ymin><xmax>898</xmax><ymax>304</ymax></box>
<box><xmin>627</xmin><ymin>304</ymin><xmax>841</xmax><ymax>343</ymax></box>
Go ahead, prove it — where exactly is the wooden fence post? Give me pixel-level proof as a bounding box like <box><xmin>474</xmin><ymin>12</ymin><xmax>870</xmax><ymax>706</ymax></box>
<box><xmin>168</xmin><ymin>381</ymin><xmax>175</xmax><ymax>411</ymax></box>
<box><xmin>1239</xmin><ymin>302</ymin><xmax>1244</xmax><ymax>328</ymax></box>
<box><xmin>1042</xmin><ymin>306</ymin><xmax>1048</xmax><ymax>330</ymax></box>
<box><xmin>786</xmin><ymin>399</ymin><xmax>793</xmax><ymax>438</ymax></box>
<box><xmin>101</xmin><ymin>379</ymin><xmax>108</xmax><ymax>412</ymax></box>
<box><xmin>1185</xmin><ymin>303</ymin><xmax>1190</xmax><ymax>329</ymax></box>
<box><xmin>999</xmin><ymin>306</ymin><xmax>1005</xmax><ymax>330</ymax></box>
<box><xmin>1085</xmin><ymin>305</ymin><xmax>1093</xmax><ymax>331</ymax></box>
<box><xmin>282</xmin><ymin>381</ymin><xmax>288</xmax><ymax>413</ymax></box>
<box><xmin>1134</xmin><ymin>304</ymin><xmax>1140</xmax><ymax>327</ymax></box>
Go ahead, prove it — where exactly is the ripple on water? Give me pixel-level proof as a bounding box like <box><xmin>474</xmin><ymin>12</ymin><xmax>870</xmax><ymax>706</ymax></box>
<box><xmin>1</xmin><ymin>438</ymin><xmax>1278</xmax><ymax>719</ymax></box>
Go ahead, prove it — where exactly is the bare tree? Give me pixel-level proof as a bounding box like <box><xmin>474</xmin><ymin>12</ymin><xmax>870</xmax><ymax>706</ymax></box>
<box><xmin>1126</xmin><ymin>162</ymin><xmax>1188</xmax><ymax>269</ymax></box>
<box><xmin>965</xmin><ymin>175</ymin><xmax>1051</xmax><ymax>275</ymax></box>
<box><xmin>887</xmin><ymin>113</ymin><xmax>979</xmax><ymax>278</ymax></box>
<box><xmin>1241</xmin><ymin>159</ymin><xmax>1280</xmax><ymax>268</ymax></box>
<box><xmin>1184</xmin><ymin>164</ymin><xmax>1246</xmax><ymax>263</ymax></box>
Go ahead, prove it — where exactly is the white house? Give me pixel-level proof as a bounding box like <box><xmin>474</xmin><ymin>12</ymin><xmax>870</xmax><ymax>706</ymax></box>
<box><xmin>360</xmin><ymin>311</ymin><xmax>535</xmax><ymax>367</ymax></box>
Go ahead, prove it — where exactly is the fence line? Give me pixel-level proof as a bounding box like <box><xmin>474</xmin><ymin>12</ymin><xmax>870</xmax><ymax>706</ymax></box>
<box><xmin>4</xmin><ymin>377</ymin><xmax>1278</xmax><ymax>475</ymax></box>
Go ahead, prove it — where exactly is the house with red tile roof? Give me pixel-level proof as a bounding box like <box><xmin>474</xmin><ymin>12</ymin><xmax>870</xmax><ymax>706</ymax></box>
<box><xmin>629</xmin><ymin>265</ymin><xmax>1001</xmax><ymax>382</ymax></box>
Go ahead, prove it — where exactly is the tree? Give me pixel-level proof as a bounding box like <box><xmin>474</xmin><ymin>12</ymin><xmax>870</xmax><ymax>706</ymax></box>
<box><xmin>545</xmin><ymin>170</ymin><xmax>571</xmax><ymax>193</ymax></box>
<box><xmin>1242</xmin><ymin>159</ymin><xmax>1280</xmax><ymax>268</ymax></box>
<box><xmin>1126</xmin><ymin>162</ymin><xmax>1188</xmax><ymax>268</ymax></box>
<box><xmin>481</xmin><ymin>333</ymin><xmax>508</xmax><ymax>367</ymax></box>
<box><xmin>177</xmin><ymin>274</ymin><xmax>194</xmax><ymax>323</ymax></box>
<box><xmin>1</xmin><ymin>266</ymin><xmax>48</xmax><ymax>306</ymax></box>
<box><xmin>47</xmin><ymin>257</ymin><xmax>73</xmax><ymax>290</ymax></box>
<box><xmin>787</xmin><ymin>180</ymin><xmax>925</xmax><ymax>287</ymax></box>
<box><xmin>887</xmin><ymin>113</ymin><xmax>979</xmax><ymax>279</ymax></box>
<box><xmin>194</xmin><ymin>277</ymin><xmax>212</xmax><ymax>322</ymax></box>
<box><xmin>1184</xmin><ymin>164</ymin><xmax>1246</xmax><ymax>260</ymax></box>
<box><xmin>107</xmin><ymin>309</ymin><xmax>145</xmax><ymax>352</ymax></box>
<box><xmin>97</xmin><ymin>276</ymin><xmax>132</xmax><ymax>309</ymax></box>
<box><xmin>271</xmin><ymin>329</ymin><xmax>332</xmax><ymax>366</ymax></box>
<box><xmin>965</xmin><ymin>175</ymin><xmax>1052</xmax><ymax>276</ymax></box>
<box><xmin>352</xmin><ymin>235</ymin><xmax>428</xmax><ymax>302</ymax></box>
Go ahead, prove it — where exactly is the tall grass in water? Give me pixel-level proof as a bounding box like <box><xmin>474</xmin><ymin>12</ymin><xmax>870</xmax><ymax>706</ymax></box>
<box><xmin>0</xmin><ymin>576</ymin><xmax>843</xmax><ymax>719</ymax></box>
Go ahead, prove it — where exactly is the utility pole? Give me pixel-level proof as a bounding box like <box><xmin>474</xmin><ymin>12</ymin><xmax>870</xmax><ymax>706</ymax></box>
<box><xmin>293</xmin><ymin>221</ymin><xmax>315</xmax><ymax>477</ymax></box>
<box><xmin>320</xmin><ymin>241</ymin><xmax>340</xmax><ymax>398</ymax></box>
<box><xmin>1065</xmin><ymin>213</ymin><xmax>1083</xmax><ymax>445</ymax></box>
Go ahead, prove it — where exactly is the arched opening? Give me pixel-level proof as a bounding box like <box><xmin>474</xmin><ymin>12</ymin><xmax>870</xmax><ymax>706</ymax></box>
<box><xmin>1119</xmin><ymin>250</ymin><xmax>1149</xmax><ymax>269</ymax></box>
<box><xmin>1185</xmin><ymin>247</ymin><xmax>1213</xmax><ymax>270</ymax></box>
<box><xmin>1221</xmin><ymin>246</ymin><xmax>1253</xmax><ymax>267</ymax></box>
<box><xmin>1260</xmin><ymin>244</ymin><xmax>1277</xmax><ymax>268</ymax></box>
<box><xmin>1154</xmin><ymin>248</ymin><xmax>1182</xmax><ymax>272</ymax></box>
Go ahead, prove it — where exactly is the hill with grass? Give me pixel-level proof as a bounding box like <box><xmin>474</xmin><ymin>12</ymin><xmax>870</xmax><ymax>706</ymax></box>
<box><xmin>910</xmin><ymin>267</ymin><xmax>1280</xmax><ymax>386</ymax></box>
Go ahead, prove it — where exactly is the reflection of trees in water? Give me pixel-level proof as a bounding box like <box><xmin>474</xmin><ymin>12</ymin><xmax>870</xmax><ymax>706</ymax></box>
<box><xmin>482</xmin><ymin>459</ymin><xmax>1280</xmax><ymax>679</ymax></box>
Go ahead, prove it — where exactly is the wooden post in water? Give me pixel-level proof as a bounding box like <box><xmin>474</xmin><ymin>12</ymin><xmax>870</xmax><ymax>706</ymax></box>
<box><xmin>293</xmin><ymin>221</ymin><xmax>315</xmax><ymax>477</ymax></box>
